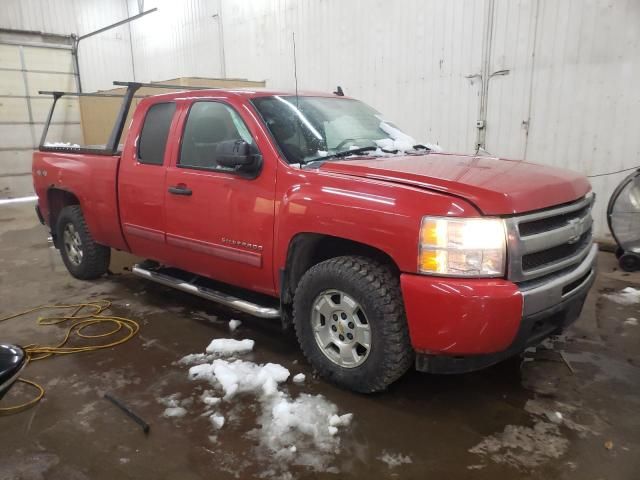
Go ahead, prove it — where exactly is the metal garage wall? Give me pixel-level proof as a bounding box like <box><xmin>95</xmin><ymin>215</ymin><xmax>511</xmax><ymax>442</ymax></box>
<box><xmin>484</xmin><ymin>0</ymin><xmax>640</xmax><ymax>241</ymax></box>
<box><xmin>2</xmin><ymin>0</ymin><xmax>639</xmax><ymax>240</ymax></box>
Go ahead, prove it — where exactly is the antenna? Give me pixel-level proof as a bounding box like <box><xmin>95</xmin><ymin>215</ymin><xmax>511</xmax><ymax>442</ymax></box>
<box><xmin>292</xmin><ymin>32</ymin><xmax>299</xmax><ymax>108</ymax></box>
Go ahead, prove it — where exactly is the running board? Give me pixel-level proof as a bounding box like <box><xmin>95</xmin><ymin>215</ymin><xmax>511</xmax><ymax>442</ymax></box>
<box><xmin>131</xmin><ymin>265</ymin><xmax>281</xmax><ymax>319</ymax></box>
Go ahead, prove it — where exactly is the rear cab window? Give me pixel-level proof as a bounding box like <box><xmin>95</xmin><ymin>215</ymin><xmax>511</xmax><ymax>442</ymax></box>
<box><xmin>138</xmin><ymin>102</ymin><xmax>176</xmax><ymax>165</ymax></box>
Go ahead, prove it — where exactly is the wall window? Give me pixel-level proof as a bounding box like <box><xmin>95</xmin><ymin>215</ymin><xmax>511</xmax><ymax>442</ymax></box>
<box><xmin>179</xmin><ymin>101</ymin><xmax>254</xmax><ymax>170</ymax></box>
<box><xmin>138</xmin><ymin>102</ymin><xmax>176</xmax><ymax>165</ymax></box>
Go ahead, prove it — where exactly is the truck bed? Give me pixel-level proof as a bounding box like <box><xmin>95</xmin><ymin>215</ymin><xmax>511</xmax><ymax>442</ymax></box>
<box><xmin>32</xmin><ymin>151</ymin><xmax>129</xmax><ymax>251</ymax></box>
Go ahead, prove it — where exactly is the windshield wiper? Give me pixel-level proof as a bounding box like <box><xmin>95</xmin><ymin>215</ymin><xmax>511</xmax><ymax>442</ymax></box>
<box><xmin>304</xmin><ymin>146</ymin><xmax>379</xmax><ymax>165</ymax></box>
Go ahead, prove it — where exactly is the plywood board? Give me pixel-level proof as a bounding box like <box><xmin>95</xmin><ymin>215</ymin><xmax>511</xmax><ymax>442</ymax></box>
<box><xmin>78</xmin><ymin>77</ymin><xmax>266</xmax><ymax>148</ymax></box>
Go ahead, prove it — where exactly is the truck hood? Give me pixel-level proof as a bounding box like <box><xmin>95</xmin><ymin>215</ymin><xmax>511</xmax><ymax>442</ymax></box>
<box><xmin>318</xmin><ymin>153</ymin><xmax>591</xmax><ymax>215</ymax></box>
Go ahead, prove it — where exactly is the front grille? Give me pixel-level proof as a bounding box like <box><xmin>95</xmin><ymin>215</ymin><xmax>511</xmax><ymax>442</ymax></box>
<box><xmin>519</xmin><ymin>204</ymin><xmax>591</xmax><ymax>237</ymax></box>
<box><xmin>506</xmin><ymin>194</ymin><xmax>595</xmax><ymax>282</ymax></box>
<box><xmin>522</xmin><ymin>228</ymin><xmax>592</xmax><ymax>271</ymax></box>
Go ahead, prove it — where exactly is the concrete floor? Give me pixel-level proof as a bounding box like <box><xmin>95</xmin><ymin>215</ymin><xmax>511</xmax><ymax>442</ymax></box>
<box><xmin>1</xmin><ymin>201</ymin><xmax>639</xmax><ymax>480</ymax></box>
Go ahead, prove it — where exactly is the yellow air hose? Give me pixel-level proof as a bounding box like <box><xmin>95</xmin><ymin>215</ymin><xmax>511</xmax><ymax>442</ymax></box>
<box><xmin>0</xmin><ymin>300</ymin><xmax>139</xmax><ymax>415</ymax></box>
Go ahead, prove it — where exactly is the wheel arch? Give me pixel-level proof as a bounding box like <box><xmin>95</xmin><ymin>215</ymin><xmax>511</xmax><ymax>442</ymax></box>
<box><xmin>280</xmin><ymin>232</ymin><xmax>400</xmax><ymax>306</ymax></box>
<box><xmin>47</xmin><ymin>188</ymin><xmax>81</xmax><ymax>246</ymax></box>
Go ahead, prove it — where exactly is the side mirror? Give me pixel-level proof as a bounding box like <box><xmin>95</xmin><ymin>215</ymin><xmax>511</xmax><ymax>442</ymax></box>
<box><xmin>0</xmin><ymin>344</ymin><xmax>27</xmax><ymax>400</ymax></box>
<box><xmin>216</xmin><ymin>140</ymin><xmax>261</xmax><ymax>173</ymax></box>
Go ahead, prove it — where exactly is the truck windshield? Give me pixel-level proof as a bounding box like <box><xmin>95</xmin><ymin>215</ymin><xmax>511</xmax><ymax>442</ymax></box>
<box><xmin>251</xmin><ymin>95</ymin><xmax>421</xmax><ymax>165</ymax></box>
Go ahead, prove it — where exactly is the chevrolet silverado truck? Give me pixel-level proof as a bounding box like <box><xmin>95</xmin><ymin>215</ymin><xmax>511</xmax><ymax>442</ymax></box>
<box><xmin>32</xmin><ymin>82</ymin><xmax>597</xmax><ymax>393</ymax></box>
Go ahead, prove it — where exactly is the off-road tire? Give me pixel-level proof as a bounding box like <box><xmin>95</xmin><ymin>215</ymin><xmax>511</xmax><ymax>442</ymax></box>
<box><xmin>56</xmin><ymin>205</ymin><xmax>110</xmax><ymax>280</ymax></box>
<box><xmin>293</xmin><ymin>256</ymin><xmax>413</xmax><ymax>393</ymax></box>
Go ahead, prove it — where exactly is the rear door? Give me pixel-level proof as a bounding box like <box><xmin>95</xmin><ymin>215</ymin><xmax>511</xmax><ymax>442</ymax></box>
<box><xmin>163</xmin><ymin>98</ymin><xmax>277</xmax><ymax>296</ymax></box>
<box><xmin>119</xmin><ymin>101</ymin><xmax>177</xmax><ymax>262</ymax></box>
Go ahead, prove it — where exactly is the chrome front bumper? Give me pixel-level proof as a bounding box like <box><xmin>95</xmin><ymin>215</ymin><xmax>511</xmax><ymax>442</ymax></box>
<box><xmin>521</xmin><ymin>243</ymin><xmax>598</xmax><ymax>317</ymax></box>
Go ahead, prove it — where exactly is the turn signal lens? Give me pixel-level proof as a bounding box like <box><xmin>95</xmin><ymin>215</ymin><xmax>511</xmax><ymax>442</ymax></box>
<box><xmin>419</xmin><ymin>217</ymin><xmax>506</xmax><ymax>277</ymax></box>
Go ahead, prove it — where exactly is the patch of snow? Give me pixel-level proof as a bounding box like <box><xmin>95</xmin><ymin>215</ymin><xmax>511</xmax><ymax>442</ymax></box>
<box><xmin>189</xmin><ymin>359</ymin><xmax>289</xmax><ymax>399</ymax></box>
<box><xmin>329</xmin><ymin>413</ymin><xmax>353</xmax><ymax>427</ymax></box>
<box><xmin>257</xmin><ymin>392</ymin><xmax>349</xmax><ymax>470</ymax></box>
<box><xmin>378</xmin><ymin>451</ymin><xmax>413</xmax><ymax>468</ymax></box>
<box><xmin>292</xmin><ymin>373</ymin><xmax>306</xmax><ymax>383</ymax></box>
<box><xmin>202</xmin><ymin>395</ymin><xmax>221</xmax><ymax>406</ymax></box>
<box><xmin>178</xmin><ymin>338</ymin><xmax>353</xmax><ymax>474</ymax></box>
<box><xmin>603</xmin><ymin>287</ymin><xmax>640</xmax><ymax>305</ymax></box>
<box><xmin>205</xmin><ymin>338</ymin><xmax>254</xmax><ymax>355</ymax></box>
<box><xmin>624</xmin><ymin>317</ymin><xmax>638</xmax><ymax>326</ymax></box>
<box><xmin>378</xmin><ymin>122</ymin><xmax>416</xmax><ymax>152</ymax></box>
<box><xmin>44</xmin><ymin>141</ymin><xmax>81</xmax><ymax>148</ymax></box>
<box><xmin>210</xmin><ymin>413</ymin><xmax>225</xmax><ymax>429</ymax></box>
<box><xmin>228</xmin><ymin>319</ymin><xmax>242</xmax><ymax>331</ymax></box>
<box><xmin>163</xmin><ymin>406</ymin><xmax>187</xmax><ymax>418</ymax></box>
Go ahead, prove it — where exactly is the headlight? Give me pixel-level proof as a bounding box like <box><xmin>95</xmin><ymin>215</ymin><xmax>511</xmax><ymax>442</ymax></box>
<box><xmin>419</xmin><ymin>217</ymin><xmax>506</xmax><ymax>277</ymax></box>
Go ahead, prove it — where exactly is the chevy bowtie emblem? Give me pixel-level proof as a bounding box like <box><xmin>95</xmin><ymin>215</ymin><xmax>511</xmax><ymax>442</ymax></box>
<box><xmin>567</xmin><ymin>218</ymin><xmax>583</xmax><ymax>244</ymax></box>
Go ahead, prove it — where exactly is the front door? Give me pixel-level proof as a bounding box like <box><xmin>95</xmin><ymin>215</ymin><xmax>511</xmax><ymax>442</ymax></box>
<box><xmin>163</xmin><ymin>99</ymin><xmax>277</xmax><ymax>296</ymax></box>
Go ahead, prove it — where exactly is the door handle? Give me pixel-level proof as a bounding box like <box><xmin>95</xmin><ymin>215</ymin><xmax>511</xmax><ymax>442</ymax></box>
<box><xmin>168</xmin><ymin>185</ymin><xmax>192</xmax><ymax>196</ymax></box>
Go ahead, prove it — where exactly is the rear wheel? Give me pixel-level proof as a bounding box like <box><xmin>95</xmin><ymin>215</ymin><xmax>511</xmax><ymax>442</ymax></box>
<box><xmin>293</xmin><ymin>256</ymin><xmax>413</xmax><ymax>393</ymax></box>
<box><xmin>56</xmin><ymin>205</ymin><xmax>110</xmax><ymax>280</ymax></box>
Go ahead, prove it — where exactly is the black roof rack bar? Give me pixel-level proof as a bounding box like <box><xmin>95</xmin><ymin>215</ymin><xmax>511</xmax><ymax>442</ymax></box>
<box><xmin>113</xmin><ymin>81</ymin><xmax>221</xmax><ymax>91</ymax></box>
<box><xmin>39</xmin><ymin>90</ymin><xmax>150</xmax><ymax>98</ymax></box>
<box><xmin>39</xmin><ymin>92</ymin><xmax>63</xmax><ymax>148</ymax></box>
<box><xmin>105</xmin><ymin>83</ymin><xmax>142</xmax><ymax>153</ymax></box>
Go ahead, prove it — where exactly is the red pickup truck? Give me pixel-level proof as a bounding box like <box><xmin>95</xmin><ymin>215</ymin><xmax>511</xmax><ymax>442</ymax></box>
<box><xmin>32</xmin><ymin>82</ymin><xmax>597</xmax><ymax>392</ymax></box>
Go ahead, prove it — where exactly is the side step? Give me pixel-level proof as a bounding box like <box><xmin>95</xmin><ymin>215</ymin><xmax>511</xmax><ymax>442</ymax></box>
<box><xmin>131</xmin><ymin>265</ymin><xmax>281</xmax><ymax>319</ymax></box>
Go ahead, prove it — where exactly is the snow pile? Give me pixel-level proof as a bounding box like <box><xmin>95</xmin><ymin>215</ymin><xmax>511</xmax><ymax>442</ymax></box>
<box><xmin>376</xmin><ymin>121</ymin><xmax>443</xmax><ymax>153</ymax></box>
<box><xmin>177</xmin><ymin>337</ymin><xmax>353</xmax><ymax>473</ymax></box>
<box><xmin>189</xmin><ymin>359</ymin><xmax>289</xmax><ymax>398</ymax></box>
<box><xmin>205</xmin><ymin>338</ymin><xmax>254</xmax><ymax>355</ymax></box>
<box><xmin>377</xmin><ymin>122</ymin><xmax>416</xmax><ymax>152</ymax></box>
<box><xmin>378</xmin><ymin>451</ymin><xmax>413</xmax><ymax>468</ymax></box>
<box><xmin>625</xmin><ymin>317</ymin><xmax>638</xmax><ymax>326</ymax></box>
<box><xmin>603</xmin><ymin>287</ymin><xmax>640</xmax><ymax>305</ymax></box>
<box><xmin>228</xmin><ymin>319</ymin><xmax>242</xmax><ymax>331</ymax></box>
<box><xmin>255</xmin><ymin>393</ymin><xmax>352</xmax><ymax>468</ymax></box>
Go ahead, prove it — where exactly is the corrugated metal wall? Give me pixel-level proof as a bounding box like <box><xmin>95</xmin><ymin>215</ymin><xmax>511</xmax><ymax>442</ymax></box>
<box><xmin>1</xmin><ymin>0</ymin><xmax>639</xmax><ymax>240</ymax></box>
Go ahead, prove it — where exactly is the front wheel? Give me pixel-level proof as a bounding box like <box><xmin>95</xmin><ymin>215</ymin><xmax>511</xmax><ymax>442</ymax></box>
<box><xmin>293</xmin><ymin>256</ymin><xmax>413</xmax><ymax>393</ymax></box>
<box><xmin>56</xmin><ymin>205</ymin><xmax>110</xmax><ymax>280</ymax></box>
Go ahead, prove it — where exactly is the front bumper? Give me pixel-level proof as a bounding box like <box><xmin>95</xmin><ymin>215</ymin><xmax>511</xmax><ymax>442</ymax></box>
<box><xmin>401</xmin><ymin>244</ymin><xmax>598</xmax><ymax>374</ymax></box>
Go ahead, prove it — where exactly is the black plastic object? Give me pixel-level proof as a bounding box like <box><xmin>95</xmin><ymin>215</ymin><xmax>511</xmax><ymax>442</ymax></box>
<box><xmin>0</xmin><ymin>345</ymin><xmax>26</xmax><ymax>400</ymax></box>
<box><xmin>216</xmin><ymin>140</ymin><xmax>262</xmax><ymax>174</ymax></box>
<box><xmin>607</xmin><ymin>169</ymin><xmax>640</xmax><ymax>272</ymax></box>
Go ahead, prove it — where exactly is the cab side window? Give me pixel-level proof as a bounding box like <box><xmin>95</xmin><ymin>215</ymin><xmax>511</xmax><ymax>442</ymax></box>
<box><xmin>179</xmin><ymin>101</ymin><xmax>254</xmax><ymax>170</ymax></box>
<box><xmin>138</xmin><ymin>102</ymin><xmax>176</xmax><ymax>165</ymax></box>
